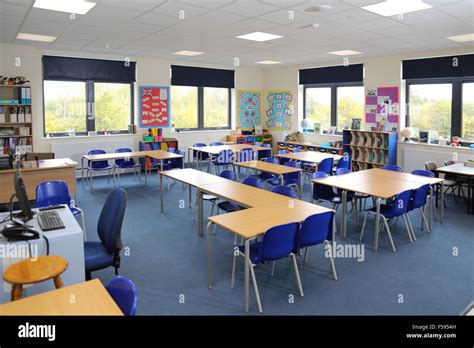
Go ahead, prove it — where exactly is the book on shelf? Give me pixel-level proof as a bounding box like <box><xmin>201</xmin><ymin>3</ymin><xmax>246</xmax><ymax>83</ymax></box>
<box><xmin>351</xmin><ymin>118</ymin><xmax>361</xmax><ymax>130</ymax></box>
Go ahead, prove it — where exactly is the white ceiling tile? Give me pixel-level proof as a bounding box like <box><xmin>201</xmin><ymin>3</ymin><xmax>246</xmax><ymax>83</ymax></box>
<box><xmin>232</xmin><ymin>18</ymin><xmax>280</xmax><ymax>31</ymax></box>
<box><xmin>257</xmin><ymin>8</ymin><xmax>313</xmax><ymax>24</ymax></box>
<box><xmin>0</xmin><ymin>1</ymin><xmax>30</xmax><ymax>16</ymax></box>
<box><xmin>150</xmin><ymin>1</ymin><xmax>211</xmax><ymax>17</ymax></box>
<box><xmin>437</xmin><ymin>0</ymin><xmax>474</xmax><ymax>24</ymax></box>
<box><xmin>177</xmin><ymin>0</ymin><xmax>236</xmax><ymax>9</ymax></box>
<box><xmin>353</xmin><ymin>17</ymin><xmax>404</xmax><ymax>31</ymax></box>
<box><xmin>100</xmin><ymin>0</ymin><xmax>167</xmax><ymax>12</ymax></box>
<box><xmin>219</xmin><ymin>0</ymin><xmax>280</xmax><ymax>16</ymax></box>
<box><xmin>133</xmin><ymin>12</ymin><xmax>181</xmax><ymax>27</ymax></box>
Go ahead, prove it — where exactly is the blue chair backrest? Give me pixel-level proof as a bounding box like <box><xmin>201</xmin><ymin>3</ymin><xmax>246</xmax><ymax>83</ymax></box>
<box><xmin>209</xmin><ymin>141</ymin><xmax>224</xmax><ymax>146</ymax></box>
<box><xmin>311</xmin><ymin>171</ymin><xmax>336</xmax><ymax>201</ymax></box>
<box><xmin>115</xmin><ymin>148</ymin><xmax>135</xmax><ymax>167</ymax></box>
<box><xmin>88</xmin><ymin>149</ymin><xmax>109</xmax><ymax>169</ymax></box>
<box><xmin>259</xmin><ymin>157</ymin><xmax>278</xmax><ymax>180</ymax></box>
<box><xmin>278</xmin><ymin>149</ymin><xmax>288</xmax><ymax>155</ymax></box>
<box><xmin>238</xmin><ymin>148</ymin><xmax>254</xmax><ymax>162</ymax></box>
<box><xmin>292</xmin><ymin>148</ymin><xmax>301</xmax><ymax>153</ymax></box>
<box><xmin>298</xmin><ymin>211</ymin><xmax>334</xmax><ymax>250</ymax></box>
<box><xmin>167</xmin><ymin>147</ymin><xmax>175</xmax><ymax>153</ymax></box>
<box><xmin>106</xmin><ymin>276</ymin><xmax>138</xmax><ymax>316</ymax></box>
<box><xmin>411</xmin><ymin>169</ymin><xmax>434</xmax><ymax>178</ymax></box>
<box><xmin>278</xmin><ymin>149</ymin><xmax>289</xmax><ymax>165</ymax></box>
<box><xmin>258</xmin><ymin>144</ymin><xmax>272</xmax><ymax>159</ymax></box>
<box><xmin>98</xmin><ymin>188</ymin><xmax>127</xmax><ymax>254</ymax></box>
<box><xmin>386</xmin><ymin>189</ymin><xmax>413</xmax><ymax>216</ymax></box>
<box><xmin>169</xmin><ymin>149</ymin><xmax>185</xmax><ymax>168</ymax></box>
<box><xmin>318</xmin><ymin>157</ymin><xmax>334</xmax><ymax>174</ymax></box>
<box><xmin>263</xmin><ymin>144</ymin><xmax>271</xmax><ymax>148</ymax></box>
<box><xmin>36</xmin><ymin>181</ymin><xmax>70</xmax><ymax>207</ymax></box>
<box><xmin>252</xmin><ymin>142</ymin><xmax>261</xmax><ymax>146</ymax></box>
<box><xmin>220</xmin><ymin>169</ymin><xmax>236</xmax><ymax>181</ymax></box>
<box><xmin>283</xmin><ymin>161</ymin><xmax>301</xmax><ymax>183</ymax></box>
<box><xmin>193</xmin><ymin>143</ymin><xmax>206</xmax><ymax>147</ymax></box>
<box><xmin>337</xmin><ymin>155</ymin><xmax>351</xmax><ymax>170</ymax></box>
<box><xmin>215</xmin><ymin>149</ymin><xmax>233</xmax><ymax>165</ymax></box>
<box><xmin>192</xmin><ymin>143</ymin><xmax>208</xmax><ymax>160</ymax></box>
<box><xmin>336</xmin><ymin>168</ymin><xmax>351</xmax><ymax>175</ymax></box>
<box><xmin>260</xmin><ymin>222</ymin><xmax>300</xmax><ymax>262</ymax></box>
<box><xmin>265</xmin><ymin>157</ymin><xmax>279</xmax><ymax>164</ymax></box>
<box><xmin>409</xmin><ymin>184</ymin><xmax>430</xmax><ymax>210</ymax></box>
<box><xmin>242</xmin><ymin>177</ymin><xmax>263</xmax><ymax>188</ymax></box>
<box><xmin>383</xmin><ymin>164</ymin><xmax>403</xmax><ymax>172</ymax></box>
<box><xmin>271</xmin><ymin>185</ymin><xmax>296</xmax><ymax>198</ymax></box>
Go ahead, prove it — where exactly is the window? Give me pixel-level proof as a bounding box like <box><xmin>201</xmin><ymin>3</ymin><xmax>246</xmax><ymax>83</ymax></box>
<box><xmin>305</xmin><ymin>87</ymin><xmax>331</xmax><ymax>131</ymax></box>
<box><xmin>337</xmin><ymin>86</ymin><xmax>365</xmax><ymax>130</ymax></box>
<box><xmin>171</xmin><ymin>86</ymin><xmax>231</xmax><ymax>130</ymax></box>
<box><xmin>407</xmin><ymin>82</ymin><xmax>452</xmax><ymax>139</ymax></box>
<box><xmin>42</xmin><ymin>56</ymin><xmax>135</xmax><ymax>136</ymax></box>
<box><xmin>303</xmin><ymin>83</ymin><xmax>364</xmax><ymax>133</ymax></box>
<box><xmin>462</xmin><ymin>82</ymin><xmax>474</xmax><ymax>142</ymax></box>
<box><xmin>44</xmin><ymin>81</ymin><xmax>87</xmax><ymax>134</ymax></box>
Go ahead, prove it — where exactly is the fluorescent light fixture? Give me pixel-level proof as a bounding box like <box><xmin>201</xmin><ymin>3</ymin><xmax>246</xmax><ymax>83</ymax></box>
<box><xmin>361</xmin><ymin>0</ymin><xmax>431</xmax><ymax>17</ymax></box>
<box><xmin>172</xmin><ymin>50</ymin><xmax>204</xmax><ymax>56</ymax></box>
<box><xmin>16</xmin><ymin>32</ymin><xmax>57</xmax><ymax>43</ymax></box>
<box><xmin>446</xmin><ymin>33</ymin><xmax>474</xmax><ymax>42</ymax></box>
<box><xmin>256</xmin><ymin>60</ymin><xmax>282</xmax><ymax>65</ymax></box>
<box><xmin>327</xmin><ymin>50</ymin><xmax>362</xmax><ymax>56</ymax></box>
<box><xmin>33</xmin><ymin>0</ymin><xmax>96</xmax><ymax>15</ymax></box>
<box><xmin>237</xmin><ymin>31</ymin><xmax>283</xmax><ymax>42</ymax></box>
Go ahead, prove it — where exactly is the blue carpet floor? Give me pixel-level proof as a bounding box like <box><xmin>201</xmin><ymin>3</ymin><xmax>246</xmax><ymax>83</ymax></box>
<box><xmin>77</xmin><ymin>172</ymin><xmax>473</xmax><ymax>315</ymax></box>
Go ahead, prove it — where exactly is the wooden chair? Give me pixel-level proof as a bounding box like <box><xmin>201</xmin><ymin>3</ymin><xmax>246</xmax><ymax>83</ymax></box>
<box><xmin>3</xmin><ymin>255</ymin><xmax>68</xmax><ymax>301</ymax></box>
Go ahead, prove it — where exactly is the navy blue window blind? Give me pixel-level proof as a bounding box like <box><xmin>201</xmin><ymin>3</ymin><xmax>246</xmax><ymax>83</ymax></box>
<box><xmin>299</xmin><ymin>64</ymin><xmax>363</xmax><ymax>85</ymax></box>
<box><xmin>171</xmin><ymin>65</ymin><xmax>234</xmax><ymax>88</ymax></box>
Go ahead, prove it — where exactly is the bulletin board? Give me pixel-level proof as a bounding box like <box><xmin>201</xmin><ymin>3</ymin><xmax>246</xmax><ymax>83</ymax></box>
<box><xmin>365</xmin><ymin>87</ymin><xmax>399</xmax><ymax>132</ymax></box>
<box><xmin>238</xmin><ymin>90</ymin><xmax>262</xmax><ymax>130</ymax></box>
<box><xmin>139</xmin><ymin>86</ymin><xmax>170</xmax><ymax>128</ymax></box>
<box><xmin>265</xmin><ymin>90</ymin><xmax>293</xmax><ymax>130</ymax></box>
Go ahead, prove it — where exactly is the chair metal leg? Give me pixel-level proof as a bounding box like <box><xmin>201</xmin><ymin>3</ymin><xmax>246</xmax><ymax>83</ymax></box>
<box><xmin>291</xmin><ymin>254</ymin><xmax>304</xmax><ymax>297</ymax></box>
<box><xmin>420</xmin><ymin>208</ymin><xmax>431</xmax><ymax>233</ymax></box>
<box><xmin>406</xmin><ymin>213</ymin><xmax>416</xmax><ymax>240</ymax></box>
<box><xmin>324</xmin><ymin>240</ymin><xmax>338</xmax><ymax>280</ymax></box>
<box><xmin>231</xmin><ymin>253</ymin><xmax>237</xmax><ymax>289</ymax></box>
<box><xmin>383</xmin><ymin>218</ymin><xmax>396</xmax><ymax>252</ymax></box>
<box><xmin>360</xmin><ymin>213</ymin><xmax>369</xmax><ymax>241</ymax></box>
<box><xmin>249</xmin><ymin>264</ymin><xmax>263</xmax><ymax>313</ymax></box>
<box><xmin>270</xmin><ymin>261</ymin><xmax>276</xmax><ymax>276</ymax></box>
<box><xmin>402</xmin><ymin>214</ymin><xmax>413</xmax><ymax>243</ymax></box>
<box><xmin>303</xmin><ymin>247</ymin><xmax>309</xmax><ymax>263</ymax></box>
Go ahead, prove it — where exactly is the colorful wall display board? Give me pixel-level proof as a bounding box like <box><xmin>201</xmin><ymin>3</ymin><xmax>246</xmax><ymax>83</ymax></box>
<box><xmin>139</xmin><ymin>86</ymin><xmax>170</xmax><ymax>128</ymax></box>
<box><xmin>365</xmin><ymin>87</ymin><xmax>399</xmax><ymax>132</ymax></box>
<box><xmin>265</xmin><ymin>90</ymin><xmax>293</xmax><ymax>130</ymax></box>
<box><xmin>238</xmin><ymin>90</ymin><xmax>262</xmax><ymax>130</ymax></box>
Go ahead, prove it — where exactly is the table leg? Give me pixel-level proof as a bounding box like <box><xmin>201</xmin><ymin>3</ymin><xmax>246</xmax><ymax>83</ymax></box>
<box><xmin>198</xmin><ymin>190</ymin><xmax>203</xmax><ymax>237</ymax></box>
<box><xmin>279</xmin><ymin>174</ymin><xmax>284</xmax><ymax>185</ymax></box>
<box><xmin>429</xmin><ymin>186</ymin><xmax>433</xmax><ymax>231</ymax></box>
<box><xmin>374</xmin><ymin>198</ymin><xmax>381</xmax><ymax>251</ymax></box>
<box><xmin>11</xmin><ymin>284</ymin><xmax>23</xmax><ymax>301</ymax></box>
<box><xmin>441</xmin><ymin>181</ymin><xmax>444</xmax><ymax>223</ymax></box>
<box><xmin>53</xmin><ymin>275</ymin><xmax>63</xmax><ymax>289</ymax></box>
<box><xmin>81</xmin><ymin>157</ymin><xmax>85</xmax><ymax>189</ymax></box>
<box><xmin>469</xmin><ymin>176</ymin><xmax>473</xmax><ymax>215</ymax></box>
<box><xmin>299</xmin><ymin>172</ymin><xmax>303</xmax><ymax>199</ymax></box>
<box><xmin>207</xmin><ymin>221</ymin><xmax>213</xmax><ymax>289</ymax></box>
<box><xmin>189</xmin><ymin>185</ymin><xmax>192</xmax><ymax>209</ymax></box>
<box><xmin>244</xmin><ymin>238</ymin><xmax>250</xmax><ymax>313</ymax></box>
<box><xmin>144</xmin><ymin>158</ymin><xmax>148</xmax><ymax>186</ymax></box>
<box><xmin>341</xmin><ymin>190</ymin><xmax>347</xmax><ymax>238</ymax></box>
<box><xmin>160</xmin><ymin>173</ymin><xmax>163</xmax><ymax>213</ymax></box>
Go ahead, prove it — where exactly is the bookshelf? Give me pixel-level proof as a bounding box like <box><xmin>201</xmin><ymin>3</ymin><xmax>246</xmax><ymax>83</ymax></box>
<box><xmin>342</xmin><ymin>129</ymin><xmax>397</xmax><ymax>171</ymax></box>
<box><xmin>0</xmin><ymin>84</ymin><xmax>33</xmax><ymax>160</ymax></box>
<box><xmin>139</xmin><ymin>138</ymin><xmax>178</xmax><ymax>170</ymax></box>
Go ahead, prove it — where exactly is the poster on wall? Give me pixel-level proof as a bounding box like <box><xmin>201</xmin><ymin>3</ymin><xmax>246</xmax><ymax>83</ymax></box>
<box><xmin>139</xmin><ymin>86</ymin><xmax>170</xmax><ymax>128</ymax></box>
<box><xmin>365</xmin><ymin>86</ymin><xmax>398</xmax><ymax>132</ymax></box>
<box><xmin>265</xmin><ymin>90</ymin><xmax>293</xmax><ymax>130</ymax></box>
<box><xmin>238</xmin><ymin>90</ymin><xmax>262</xmax><ymax>130</ymax></box>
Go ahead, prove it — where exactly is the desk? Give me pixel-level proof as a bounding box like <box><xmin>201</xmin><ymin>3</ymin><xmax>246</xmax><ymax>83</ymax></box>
<box><xmin>82</xmin><ymin>150</ymin><xmax>183</xmax><ymax>190</ymax></box>
<box><xmin>233</xmin><ymin>160</ymin><xmax>303</xmax><ymax>198</ymax></box>
<box><xmin>0</xmin><ymin>159</ymin><xmax>77</xmax><ymax>205</ymax></box>
<box><xmin>0</xmin><ymin>206</ymin><xmax>85</xmax><ymax>303</ymax></box>
<box><xmin>276</xmin><ymin>151</ymin><xmax>342</xmax><ymax>165</ymax></box>
<box><xmin>311</xmin><ymin>169</ymin><xmax>444</xmax><ymax>251</ymax></box>
<box><xmin>0</xmin><ymin>279</ymin><xmax>122</xmax><ymax>315</ymax></box>
<box><xmin>207</xmin><ymin>199</ymin><xmax>333</xmax><ymax>313</ymax></box>
<box><xmin>188</xmin><ymin>144</ymin><xmax>271</xmax><ymax>169</ymax></box>
<box><xmin>436</xmin><ymin>163</ymin><xmax>474</xmax><ymax>214</ymax></box>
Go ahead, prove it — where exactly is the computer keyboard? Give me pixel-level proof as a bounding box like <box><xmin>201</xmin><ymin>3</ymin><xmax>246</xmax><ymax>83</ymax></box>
<box><xmin>38</xmin><ymin>210</ymin><xmax>65</xmax><ymax>231</ymax></box>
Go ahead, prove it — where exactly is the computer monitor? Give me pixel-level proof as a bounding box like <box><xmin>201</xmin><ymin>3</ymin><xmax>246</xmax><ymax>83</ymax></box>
<box><xmin>12</xmin><ymin>169</ymin><xmax>34</xmax><ymax>221</ymax></box>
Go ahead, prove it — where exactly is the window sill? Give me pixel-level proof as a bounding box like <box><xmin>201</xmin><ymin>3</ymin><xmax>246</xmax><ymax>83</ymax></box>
<box><xmin>398</xmin><ymin>141</ymin><xmax>474</xmax><ymax>150</ymax></box>
<box><xmin>42</xmin><ymin>133</ymin><xmax>136</xmax><ymax>140</ymax></box>
<box><xmin>171</xmin><ymin>129</ymin><xmax>231</xmax><ymax>134</ymax></box>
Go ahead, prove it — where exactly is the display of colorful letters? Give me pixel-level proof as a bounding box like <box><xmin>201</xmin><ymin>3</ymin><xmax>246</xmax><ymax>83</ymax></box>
<box><xmin>139</xmin><ymin>86</ymin><xmax>170</xmax><ymax>128</ymax></box>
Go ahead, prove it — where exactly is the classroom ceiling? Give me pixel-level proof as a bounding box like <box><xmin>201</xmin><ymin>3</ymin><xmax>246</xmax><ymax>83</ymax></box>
<box><xmin>0</xmin><ymin>0</ymin><xmax>473</xmax><ymax>67</ymax></box>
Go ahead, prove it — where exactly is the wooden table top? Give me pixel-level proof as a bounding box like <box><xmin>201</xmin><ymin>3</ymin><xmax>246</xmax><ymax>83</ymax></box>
<box><xmin>367</xmin><ymin>168</ymin><xmax>445</xmax><ymax>185</ymax></box>
<box><xmin>4</xmin><ymin>256</ymin><xmax>68</xmax><ymax>285</ymax></box>
<box><xmin>1</xmin><ymin>159</ymin><xmax>77</xmax><ymax>173</ymax></box>
<box><xmin>209</xmin><ymin>200</ymin><xmax>333</xmax><ymax>238</ymax></box>
<box><xmin>280</xmin><ymin>140</ymin><xmax>341</xmax><ymax>151</ymax></box>
<box><xmin>83</xmin><ymin>150</ymin><xmax>182</xmax><ymax>161</ymax></box>
<box><xmin>199</xmin><ymin>180</ymin><xmax>290</xmax><ymax>208</ymax></box>
<box><xmin>276</xmin><ymin>151</ymin><xmax>342</xmax><ymax>163</ymax></box>
<box><xmin>436</xmin><ymin>163</ymin><xmax>474</xmax><ymax>177</ymax></box>
<box><xmin>188</xmin><ymin>144</ymin><xmax>269</xmax><ymax>154</ymax></box>
<box><xmin>234</xmin><ymin>160</ymin><xmax>302</xmax><ymax>175</ymax></box>
<box><xmin>0</xmin><ymin>279</ymin><xmax>123</xmax><ymax>316</ymax></box>
<box><xmin>160</xmin><ymin>168</ymin><xmax>230</xmax><ymax>186</ymax></box>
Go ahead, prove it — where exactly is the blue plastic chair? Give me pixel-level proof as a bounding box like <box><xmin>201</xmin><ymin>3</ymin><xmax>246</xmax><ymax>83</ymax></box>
<box><xmin>311</xmin><ymin>171</ymin><xmax>353</xmax><ymax>210</ymax></box>
<box><xmin>411</xmin><ymin>169</ymin><xmax>434</xmax><ymax>178</ymax></box>
<box><xmin>277</xmin><ymin>149</ymin><xmax>290</xmax><ymax>165</ymax></box>
<box><xmin>238</xmin><ymin>148</ymin><xmax>254</xmax><ymax>162</ymax></box>
<box><xmin>292</xmin><ymin>148</ymin><xmax>302</xmax><ymax>153</ymax></box>
<box><xmin>333</xmin><ymin>155</ymin><xmax>351</xmax><ymax>174</ymax></box>
<box><xmin>114</xmin><ymin>148</ymin><xmax>141</xmax><ymax>184</ymax></box>
<box><xmin>231</xmin><ymin>222</ymin><xmax>303</xmax><ymax>313</ymax></box>
<box><xmin>209</xmin><ymin>149</ymin><xmax>233</xmax><ymax>175</ymax></box>
<box><xmin>251</xmin><ymin>142</ymin><xmax>262</xmax><ymax>146</ymax></box>
<box><xmin>360</xmin><ymin>189</ymin><xmax>413</xmax><ymax>252</ymax></box>
<box><xmin>217</xmin><ymin>170</ymin><xmax>245</xmax><ymax>214</ymax></box>
<box><xmin>106</xmin><ymin>276</ymin><xmax>138</xmax><ymax>316</ymax></box>
<box><xmin>318</xmin><ymin>157</ymin><xmax>334</xmax><ymax>174</ymax></box>
<box><xmin>336</xmin><ymin>168</ymin><xmax>351</xmax><ymax>175</ymax></box>
<box><xmin>242</xmin><ymin>176</ymin><xmax>263</xmax><ymax>189</ymax></box>
<box><xmin>407</xmin><ymin>184</ymin><xmax>431</xmax><ymax>238</ymax></box>
<box><xmin>296</xmin><ymin>212</ymin><xmax>337</xmax><ymax>280</ymax></box>
<box><xmin>267</xmin><ymin>161</ymin><xmax>302</xmax><ymax>196</ymax></box>
<box><xmin>271</xmin><ymin>185</ymin><xmax>296</xmax><ymax>198</ymax></box>
<box><xmin>192</xmin><ymin>143</ymin><xmax>208</xmax><ymax>169</ymax></box>
<box><xmin>86</xmin><ymin>149</ymin><xmax>116</xmax><ymax>189</ymax></box>
<box><xmin>36</xmin><ymin>180</ymin><xmax>87</xmax><ymax>240</ymax></box>
<box><xmin>383</xmin><ymin>164</ymin><xmax>403</xmax><ymax>172</ymax></box>
<box><xmin>258</xmin><ymin>143</ymin><xmax>272</xmax><ymax>160</ymax></box>
<box><xmin>209</xmin><ymin>141</ymin><xmax>224</xmax><ymax>146</ymax></box>
<box><xmin>84</xmin><ymin>188</ymin><xmax>127</xmax><ymax>280</ymax></box>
